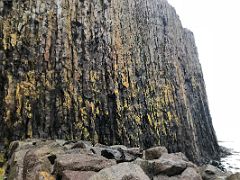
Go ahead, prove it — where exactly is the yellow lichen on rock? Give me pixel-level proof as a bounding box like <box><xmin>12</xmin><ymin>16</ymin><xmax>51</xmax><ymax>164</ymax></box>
<box><xmin>0</xmin><ymin>168</ymin><xmax>5</xmax><ymax>180</ymax></box>
<box><xmin>37</xmin><ymin>171</ymin><xmax>55</xmax><ymax>180</ymax></box>
<box><xmin>0</xmin><ymin>153</ymin><xmax>5</xmax><ymax>180</ymax></box>
<box><xmin>10</xmin><ymin>33</ymin><xmax>17</xmax><ymax>46</ymax></box>
<box><xmin>0</xmin><ymin>154</ymin><xmax>5</xmax><ymax>164</ymax></box>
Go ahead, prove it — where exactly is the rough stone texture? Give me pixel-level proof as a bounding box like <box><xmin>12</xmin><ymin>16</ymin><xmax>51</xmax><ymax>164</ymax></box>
<box><xmin>62</xmin><ymin>170</ymin><xmax>97</xmax><ymax>180</ymax></box>
<box><xmin>153</xmin><ymin>167</ymin><xmax>203</xmax><ymax>180</ymax></box>
<box><xmin>200</xmin><ymin>164</ymin><xmax>226</xmax><ymax>180</ymax></box>
<box><xmin>134</xmin><ymin>152</ymin><xmax>197</xmax><ymax>178</ymax></box>
<box><xmin>143</xmin><ymin>146</ymin><xmax>168</xmax><ymax>160</ymax></box>
<box><xmin>100</xmin><ymin>147</ymin><xmax>137</xmax><ymax>163</ymax></box>
<box><xmin>22</xmin><ymin>142</ymin><xmax>65</xmax><ymax>180</ymax></box>
<box><xmin>181</xmin><ymin>167</ymin><xmax>202</xmax><ymax>180</ymax></box>
<box><xmin>0</xmin><ymin>0</ymin><xmax>219</xmax><ymax>163</ymax></box>
<box><xmin>54</xmin><ymin>153</ymin><xmax>116</xmax><ymax>174</ymax></box>
<box><xmin>89</xmin><ymin>162</ymin><xmax>150</xmax><ymax>180</ymax></box>
<box><xmin>150</xmin><ymin>153</ymin><xmax>188</xmax><ymax>176</ymax></box>
<box><xmin>227</xmin><ymin>173</ymin><xmax>240</xmax><ymax>180</ymax></box>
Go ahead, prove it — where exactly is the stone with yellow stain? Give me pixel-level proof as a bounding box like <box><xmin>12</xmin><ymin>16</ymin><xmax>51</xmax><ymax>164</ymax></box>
<box><xmin>36</xmin><ymin>171</ymin><xmax>55</xmax><ymax>180</ymax></box>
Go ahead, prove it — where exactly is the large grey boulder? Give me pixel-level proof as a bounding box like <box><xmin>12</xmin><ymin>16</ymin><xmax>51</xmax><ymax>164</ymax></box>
<box><xmin>181</xmin><ymin>167</ymin><xmax>202</xmax><ymax>180</ymax></box>
<box><xmin>144</xmin><ymin>146</ymin><xmax>168</xmax><ymax>160</ymax></box>
<box><xmin>62</xmin><ymin>170</ymin><xmax>97</xmax><ymax>180</ymax></box>
<box><xmin>151</xmin><ymin>153</ymin><xmax>188</xmax><ymax>176</ymax></box>
<box><xmin>54</xmin><ymin>154</ymin><xmax>116</xmax><ymax>175</ymax></box>
<box><xmin>7</xmin><ymin>140</ymin><xmax>63</xmax><ymax>180</ymax></box>
<box><xmin>134</xmin><ymin>152</ymin><xmax>193</xmax><ymax>177</ymax></box>
<box><xmin>227</xmin><ymin>173</ymin><xmax>240</xmax><ymax>180</ymax></box>
<box><xmin>153</xmin><ymin>167</ymin><xmax>202</xmax><ymax>180</ymax></box>
<box><xmin>22</xmin><ymin>142</ymin><xmax>65</xmax><ymax>180</ymax></box>
<box><xmin>101</xmin><ymin>148</ymin><xmax>122</xmax><ymax>162</ymax></box>
<box><xmin>153</xmin><ymin>175</ymin><xmax>180</xmax><ymax>180</ymax></box>
<box><xmin>89</xmin><ymin>162</ymin><xmax>150</xmax><ymax>180</ymax></box>
<box><xmin>200</xmin><ymin>164</ymin><xmax>226</xmax><ymax>180</ymax></box>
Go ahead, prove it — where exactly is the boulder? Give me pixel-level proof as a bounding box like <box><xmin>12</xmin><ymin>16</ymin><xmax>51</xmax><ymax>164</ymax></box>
<box><xmin>125</xmin><ymin>148</ymin><xmax>143</xmax><ymax>158</ymax></box>
<box><xmin>101</xmin><ymin>149</ymin><xmax>122</xmax><ymax>161</ymax></box>
<box><xmin>181</xmin><ymin>167</ymin><xmax>202</xmax><ymax>180</ymax></box>
<box><xmin>64</xmin><ymin>148</ymin><xmax>93</xmax><ymax>155</ymax></box>
<box><xmin>133</xmin><ymin>158</ymin><xmax>154</xmax><ymax>176</ymax></box>
<box><xmin>134</xmin><ymin>153</ymin><xmax>189</xmax><ymax>177</ymax></box>
<box><xmin>110</xmin><ymin>145</ymin><xmax>128</xmax><ymax>150</ymax></box>
<box><xmin>7</xmin><ymin>140</ymin><xmax>64</xmax><ymax>180</ymax></box>
<box><xmin>153</xmin><ymin>175</ymin><xmax>180</xmax><ymax>180</ymax></box>
<box><xmin>7</xmin><ymin>148</ymin><xmax>29</xmax><ymax>180</ymax></box>
<box><xmin>89</xmin><ymin>162</ymin><xmax>150</xmax><ymax>180</ymax></box>
<box><xmin>101</xmin><ymin>148</ymin><xmax>137</xmax><ymax>163</ymax></box>
<box><xmin>54</xmin><ymin>154</ymin><xmax>116</xmax><ymax>174</ymax></box>
<box><xmin>200</xmin><ymin>164</ymin><xmax>226</xmax><ymax>180</ymax></box>
<box><xmin>227</xmin><ymin>173</ymin><xmax>240</xmax><ymax>180</ymax></box>
<box><xmin>7</xmin><ymin>140</ymin><xmax>45</xmax><ymax>180</ymax></box>
<box><xmin>118</xmin><ymin>149</ymin><xmax>138</xmax><ymax>162</ymax></box>
<box><xmin>8</xmin><ymin>139</ymin><xmax>41</xmax><ymax>157</ymax></box>
<box><xmin>153</xmin><ymin>167</ymin><xmax>202</xmax><ymax>180</ymax></box>
<box><xmin>90</xmin><ymin>147</ymin><xmax>104</xmax><ymax>156</ymax></box>
<box><xmin>60</xmin><ymin>140</ymin><xmax>92</xmax><ymax>150</ymax></box>
<box><xmin>151</xmin><ymin>153</ymin><xmax>188</xmax><ymax>176</ymax></box>
<box><xmin>22</xmin><ymin>142</ymin><xmax>65</xmax><ymax>180</ymax></box>
<box><xmin>69</xmin><ymin>141</ymin><xmax>93</xmax><ymax>150</ymax></box>
<box><xmin>36</xmin><ymin>171</ymin><xmax>55</xmax><ymax>180</ymax></box>
<box><xmin>144</xmin><ymin>146</ymin><xmax>168</xmax><ymax>160</ymax></box>
<box><xmin>94</xmin><ymin>143</ymin><xmax>108</xmax><ymax>148</ymax></box>
<box><xmin>62</xmin><ymin>170</ymin><xmax>97</xmax><ymax>180</ymax></box>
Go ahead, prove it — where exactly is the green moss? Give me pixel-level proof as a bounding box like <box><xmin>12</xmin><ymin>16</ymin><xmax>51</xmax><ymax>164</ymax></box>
<box><xmin>0</xmin><ymin>154</ymin><xmax>5</xmax><ymax>164</ymax></box>
<box><xmin>0</xmin><ymin>168</ymin><xmax>5</xmax><ymax>180</ymax></box>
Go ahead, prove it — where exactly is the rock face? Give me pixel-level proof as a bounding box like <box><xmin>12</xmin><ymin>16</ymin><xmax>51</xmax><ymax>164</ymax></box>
<box><xmin>0</xmin><ymin>0</ymin><xmax>219</xmax><ymax>163</ymax></box>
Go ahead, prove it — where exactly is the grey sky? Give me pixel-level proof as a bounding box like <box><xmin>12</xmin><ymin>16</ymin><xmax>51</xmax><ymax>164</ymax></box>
<box><xmin>168</xmin><ymin>0</ymin><xmax>240</xmax><ymax>141</ymax></box>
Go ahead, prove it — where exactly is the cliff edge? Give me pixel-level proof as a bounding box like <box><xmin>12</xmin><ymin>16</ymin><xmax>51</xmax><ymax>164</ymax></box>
<box><xmin>0</xmin><ymin>0</ymin><xmax>219</xmax><ymax>163</ymax></box>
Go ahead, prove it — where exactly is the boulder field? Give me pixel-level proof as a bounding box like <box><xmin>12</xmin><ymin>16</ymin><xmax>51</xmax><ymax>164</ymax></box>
<box><xmin>0</xmin><ymin>139</ymin><xmax>238</xmax><ymax>180</ymax></box>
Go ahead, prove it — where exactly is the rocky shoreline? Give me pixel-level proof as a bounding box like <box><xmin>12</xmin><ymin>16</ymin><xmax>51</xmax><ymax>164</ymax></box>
<box><xmin>0</xmin><ymin>139</ymin><xmax>239</xmax><ymax>180</ymax></box>
<box><xmin>219</xmin><ymin>142</ymin><xmax>240</xmax><ymax>173</ymax></box>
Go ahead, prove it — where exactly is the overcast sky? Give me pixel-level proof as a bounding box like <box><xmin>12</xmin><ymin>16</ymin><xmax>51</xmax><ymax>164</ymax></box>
<box><xmin>167</xmin><ymin>0</ymin><xmax>240</xmax><ymax>141</ymax></box>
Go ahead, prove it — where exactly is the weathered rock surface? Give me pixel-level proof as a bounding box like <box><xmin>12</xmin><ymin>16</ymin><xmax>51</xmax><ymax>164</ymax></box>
<box><xmin>0</xmin><ymin>0</ymin><xmax>219</xmax><ymax>164</ymax></box>
<box><xmin>22</xmin><ymin>142</ymin><xmax>65</xmax><ymax>180</ymax></box>
<box><xmin>153</xmin><ymin>167</ymin><xmax>202</xmax><ymax>180</ymax></box>
<box><xmin>89</xmin><ymin>162</ymin><xmax>150</xmax><ymax>180</ymax></box>
<box><xmin>7</xmin><ymin>139</ymin><xmax>59</xmax><ymax>180</ymax></box>
<box><xmin>200</xmin><ymin>164</ymin><xmax>231</xmax><ymax>180</ymax></box>
<box><xmin>181</xmin><ymin>167</ymin><xmax>202</xmax><ymax>180</ymax></box>
<box><xmin>54</xmin><ymin>153</ymin><xmax>116</xmax><ymax>174</ymax></box>
<box><xmin>134</xmin><ymin>153</ymin><xmax>198</xmax><ymax>179</ymax></box>
<box><xmin>62</xmin><ymin>170</ymin><xmax>97</xmax><ymax>180</ymax></box>
<box><xmin>152</xmin><ymin>153</ymin><xmax>189</xmax><ymax>176</ymax></box>
<box><xmin>227</xmin><ymin>173</ymin><xmax>240</xmax><ymax>180</ymax></box>
<box><xmin>143</xmin><ymin>146</ymin><xmax>168</xmax><ymax>160</ymax></box>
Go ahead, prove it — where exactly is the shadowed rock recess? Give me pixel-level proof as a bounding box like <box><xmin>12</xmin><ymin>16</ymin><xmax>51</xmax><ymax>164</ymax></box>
<box><xmin>0</xmin><ymin>0</ymin><xmax>219</xmax><ymax>163</ymax></box>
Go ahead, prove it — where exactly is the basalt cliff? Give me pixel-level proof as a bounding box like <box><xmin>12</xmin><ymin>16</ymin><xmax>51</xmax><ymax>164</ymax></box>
<box><xmin>0</xmin><ymin>0</ymin><xmax>219</xmax><ymax>163</ymax></box>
